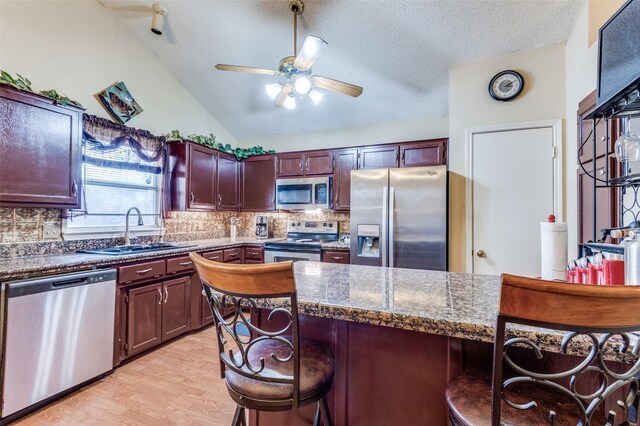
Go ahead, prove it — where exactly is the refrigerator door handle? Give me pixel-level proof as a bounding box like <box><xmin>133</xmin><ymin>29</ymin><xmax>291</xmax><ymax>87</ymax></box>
<box><xmin>388</xmin><ymin>187</ymin><xmax>395</xmax><ymax>268</ymax></box>
<box><xmin>381</xmin><ymin>186</ymin><xmax>388</xmax><ymax>267</ymax></box>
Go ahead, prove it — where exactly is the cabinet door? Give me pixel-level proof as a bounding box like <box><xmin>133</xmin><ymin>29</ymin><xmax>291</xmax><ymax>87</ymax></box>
<box><xmin>578</xmin><ymin>91</ymin><xmax>619</xmax><ymax>165</ymax></box>
<box><xmin>161</xmin><ymin>276</ymin><xmax>191</xmax><ymax>340</ymax></box>
<box><xmin>0</xmin><ymin>87</ymin><xmax>82</xmax><ymax>208</ymax></box>
<box><xmin>126</xmin><ymin>282</ymin><xmax>163</xmax><ymax>356</ymax></box>
<box><xmin>333</xmin><ymin>149</ymin><xmax>358</xmax><ymax>211</ymax></box>
<box><xmin>277</xmin><ymin>153</ymin><xmax>304</xmax><ymax>177</ymax></box>
<box><xmin>358</xmin><ymin>145</ymin><xmax>399</xmax><ymax>169</ymax></box>
<box><xmin>217</xmin><ymin>152</ymin><xmax>240</xmax><ymax>211</ymax></box>
<box><xmin>304</xmin><ymin>151</ymin><xmax>333</xmax><ymax>175</ymax></box>
<box><xmin>187</xmin><ymin>144</ymin><xmax>217</xmax><ymax>210</ymax></box>
<box><xmin>578</xmin><ymin>156</ymin><xmax>619</xmax><ymax>243</ymax></box>
<box><xmin>400</xmin><ymin>140</ymin><xmax>447</xmax><ymax>167</ymax></box>
<box><xmin>201</xmin><ymin>291</ymin><xmax>214</xmax><ymax>326</ymax></box>
<box><xmin>241</xmin><ymin>155</ymin><xmax>277</xmax><ymax>211</ymax></box>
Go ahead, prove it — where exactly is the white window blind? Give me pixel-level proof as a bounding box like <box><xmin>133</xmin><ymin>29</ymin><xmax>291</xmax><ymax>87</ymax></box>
<box><xmin>64</xmin><ymin>142</ymin><xmax>162</xmax><ymax>236</ymax></box>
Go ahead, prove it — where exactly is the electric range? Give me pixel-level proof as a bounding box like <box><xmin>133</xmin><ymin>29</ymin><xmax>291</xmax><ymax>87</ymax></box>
<box><xmin>263</xmin><ymin>221</ymin><xmax>338</xmax><ymax>263</ymax></box>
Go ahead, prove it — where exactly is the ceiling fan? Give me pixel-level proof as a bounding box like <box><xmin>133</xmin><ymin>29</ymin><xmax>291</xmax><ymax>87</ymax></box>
<box><xmin>215</xmin><ymin>0</ymin><xmax>363</xmax><ymax>109</ymax></box>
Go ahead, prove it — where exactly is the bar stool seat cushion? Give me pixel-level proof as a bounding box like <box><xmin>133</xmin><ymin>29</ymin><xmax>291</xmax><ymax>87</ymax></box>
<box><xmin>446</xmin><ymin>374</ymin><xmax>607</xmax><ymax>426</ymax></box>
<box><xmin>225</xmin><ymin>337</ymin><xmax>334</xmax><ymax>403</ymax></box>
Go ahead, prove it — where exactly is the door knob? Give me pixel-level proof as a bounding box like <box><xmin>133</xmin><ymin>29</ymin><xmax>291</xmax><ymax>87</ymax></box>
<box><xmin>476</xmin><ymin>250</ymin><xmax>487</xmax><ymax>258</ymax></box>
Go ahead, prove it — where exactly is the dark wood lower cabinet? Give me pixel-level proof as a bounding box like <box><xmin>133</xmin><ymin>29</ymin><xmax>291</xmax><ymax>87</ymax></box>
<box><xmin>322</xmin><ymin>250</ymin><xmax>350</xmax><ymax>264</ymax></box>
<box><xmin>126</xmin><ymin>282</ymin><xmax>163</xmax><ymax>357</ymax></box>
<box><xmin>161</xmin><ymin>276</ymin><xmax>191</xmax><ymax>340</ymax></box>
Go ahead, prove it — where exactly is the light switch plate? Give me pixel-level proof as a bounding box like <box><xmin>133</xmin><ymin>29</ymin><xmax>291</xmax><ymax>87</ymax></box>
<box><xmin>42</xmin><ymin>223</ymin><xmax>60</xmax><ymax>240</ymax></box>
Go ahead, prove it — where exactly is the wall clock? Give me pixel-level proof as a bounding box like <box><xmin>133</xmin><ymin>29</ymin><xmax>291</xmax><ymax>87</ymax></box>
<box><xmin>488</xmin><ymin>70</ymin><xmax>524</xmax><ymax>102</ymax></box>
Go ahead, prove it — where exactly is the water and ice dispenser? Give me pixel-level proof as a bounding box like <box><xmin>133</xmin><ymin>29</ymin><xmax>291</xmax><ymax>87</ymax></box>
<box><xmin>356</xmin><ymin>224</ymin><xmax>380</xmax><ymax>258</ymax></box>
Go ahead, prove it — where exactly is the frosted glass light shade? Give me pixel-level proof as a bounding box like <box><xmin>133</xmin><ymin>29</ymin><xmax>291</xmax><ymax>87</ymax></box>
<box><xmin>283</xmin><ymin>94</ymin><xmax>296</xmax><ymax>110</ymax></box>
<box><xmin>294</xmin><ymin>77</ymin><xmax>311</xmax><ymax>94</ymax></box>
<box><xmin>309</xmin><ymin>89</ymin><xmax>323</xmax><ymax>105</ymax></box>
<box><xmin>265</xmin><ymin>83</ymin><xmax>282</xmax><ymax>100</ymax></box>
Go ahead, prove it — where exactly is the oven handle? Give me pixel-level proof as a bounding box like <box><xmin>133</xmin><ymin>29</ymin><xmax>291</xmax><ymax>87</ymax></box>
<box><xmin>264</xmin><ymin>247</ymin><xmax>322</xmax><ymax>255</ymax></box>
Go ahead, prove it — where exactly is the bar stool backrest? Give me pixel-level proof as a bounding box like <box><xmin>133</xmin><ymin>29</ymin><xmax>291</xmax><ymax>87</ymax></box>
<box><xmin>492</xmin><ymin>274</ymin><xmax>640</xmax><ymax>426</ymax></box>
<box><xmin>189</xmin><ymin>253</ymin><xmax>302</xmax><ymax>407</ymax></box>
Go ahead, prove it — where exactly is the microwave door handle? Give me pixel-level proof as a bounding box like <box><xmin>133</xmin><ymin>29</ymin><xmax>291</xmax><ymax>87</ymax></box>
<box><xmin>311</xmin><ymin>183</ymin><xmax>316</xmax><ymax>205</ymax></box>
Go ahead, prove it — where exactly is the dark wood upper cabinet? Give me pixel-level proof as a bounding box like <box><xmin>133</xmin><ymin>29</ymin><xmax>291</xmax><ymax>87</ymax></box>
<box><xmin>400</xmin><ymin>139</ymin><xmax>447</xmax><ymax>167</ymax></box>
<box><xmin>187</xmin><ymin>143</ymin><xmax>217</xmax><ymax>210</ymax></box>
<box><xmin>304</xmin><ymin>150</ymin><xmax>333</xmax><ymax>175</ymax></box>
<box><xmin>217</xmin><ymin>151</ymin><xmax>240</xmax><ymax>211</ymax></box>
<box><xmin>241</xmin><ymin>154</ymin><xmax>277</xmax><ymax>212</ymax></box>
<box><xmin>276</xmin><ymin>152</ymin><xmax>304</xmax><ymax>177</ymax></box>
<box><xmin>578</xmin><ymin>90</ymin><xmax>618</xmax><ymax>165</ymax></box>
<box><xmin>0</xmin><ymin>85</ymin><xmax>83</xmax><ymax>208</ymax></box>
<box><xmin>332</xmin><ymin>149</ymin><xmax>358</xmax><ymax>211</ymax></box>
<box><xmin>358</xmin><ymin>145</ymin><xmax>399</xmax><ymax>169</ymax></box>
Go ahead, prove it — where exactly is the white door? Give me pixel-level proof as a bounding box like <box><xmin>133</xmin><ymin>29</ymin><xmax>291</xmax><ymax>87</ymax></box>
<box><xmin>469</xmin><ymin>121</ymin><xmax>562</xmax><ymax>276</ymax></box>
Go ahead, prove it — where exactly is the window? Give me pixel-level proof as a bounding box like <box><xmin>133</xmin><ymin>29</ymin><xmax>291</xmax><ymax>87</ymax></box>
<box><xmin>63</xmin><ymin>122</ymin><xmax>164</xmax><ymax>238</ymax></box>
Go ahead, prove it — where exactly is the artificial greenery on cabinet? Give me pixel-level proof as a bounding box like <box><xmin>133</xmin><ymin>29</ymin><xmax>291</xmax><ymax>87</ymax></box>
<box><xmin>165</xmin><ymin>130</ymin><xmax>275</xmax><ymax>160</ymax></box>
<box><xmin>0</xmin><ymin>70</ymin><xmax>82</xmax><ymax>107</ymax></box>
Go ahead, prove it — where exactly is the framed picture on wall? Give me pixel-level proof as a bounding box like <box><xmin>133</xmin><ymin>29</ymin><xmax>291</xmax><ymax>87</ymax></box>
<box><xmin>94</xmin><ymin>81</ymin><xmax>143</xmax><ymax>124</ymax></box>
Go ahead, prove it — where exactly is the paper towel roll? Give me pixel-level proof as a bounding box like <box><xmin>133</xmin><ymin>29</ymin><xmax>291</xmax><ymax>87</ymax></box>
<box><xmin>541</xmin><ymin>218</ymin><xmax>568</xmax><ymax>281</ymax></box>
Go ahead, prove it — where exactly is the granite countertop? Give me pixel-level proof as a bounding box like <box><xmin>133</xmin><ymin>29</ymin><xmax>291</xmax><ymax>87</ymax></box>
<box><xmin>0</xmin><ymin>237</ymin><xmax>275</xmax><ymax>281</ymax></box>
<box><xmin>262</xmin><ymin>262</ymin><xmax>635</xmax><ymax>361</ymax></box>
<box><xmin>319</xmin><ymin>241</ymin><xmax>350</xmax><ymax>250</ymax></box>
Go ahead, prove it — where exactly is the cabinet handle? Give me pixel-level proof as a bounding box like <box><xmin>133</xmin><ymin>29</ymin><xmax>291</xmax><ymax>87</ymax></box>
<box><xmin>331</xmin><ymin>256</ymin><xmax>344</xmax><ymax>260</ymax></box>
<box><xmin>71</xmin><ymin>180</ymin><xmax>78</xmax><ymax>196</ymax></box>
<box><xmin>157</xmin><ymin>288</ymin><xmax>162</xmax><ymax>305</ymax></box>
<box><xmin>218</xmin><ymin>194</ymin><xmax>222</xmax><ymax>205</ymax></box>
<box><xmin>179</xmin><ymin>261</ymin><xmax>192</xmax><ymax>266</ymax></box>
<box><xmin>306</xmin><ymin>159</ymin><xmax>309</xmax><ymax>171</ymax></box>
<box><xmin>208</xmin><ymin>256</ymin><xmax>220</xmax><ymax>260</ymax></box>
<box><xmin>190</xmin><ymin>192</ymin><xmax>195</xmax><ymax>203</ymax></box>
<box><xmin>248</xmin><ymin>251</ymin><xmax>258</xmax><ymax>256</ymax></box>
<box><xmin>136</xmin><ymin>268</ymin><xmax>153</xmax><ymax>275</ymax></box>
<box><xmin>229</xmin><ymin>252</ymin><xmax>238</xmax><ymax>257</ymax></box>
<box><xmin>401</xmin><ymin>151</ymin><xmax>405</xmax><ymax>165</ymax></box>
<box><xmin>599</xmin><ymin>168</ymin><xmax>605</xmax><ymax>176</ymax></box>
<box><xmin>600</xmin><ymin>136</ymin><xmax>606</xmax><ymax>142</ymax></box>
<box><xmin>299</xmin><ymin>161</ymin><xmax>303</xmax><ymax>172</ymax></box>
<box><xmin>164</xmin><ymin>287</ymin><xmax>168</xmax><ymax>303</ymax></box>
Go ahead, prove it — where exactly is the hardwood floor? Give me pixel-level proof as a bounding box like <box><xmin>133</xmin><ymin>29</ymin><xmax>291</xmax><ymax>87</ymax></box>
<box><xmin>14</xmin><ymin>327</ymin><xmax>236</xmax><ymax>426</ymax></box>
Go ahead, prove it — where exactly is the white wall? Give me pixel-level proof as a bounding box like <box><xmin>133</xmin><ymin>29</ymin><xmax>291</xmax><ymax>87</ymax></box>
<box><xmin>0</xmin><ymin>0</ymin><xmax>236</xmax><ymax>146</ymax></box>
<box><xmin>238</xmin><ymin>115</ymin><xmax>448</xmax><ymax>152</ymax></box>
<box><xmin>448</xmin><ymin>44</ymin><xmax>567</xmax><ymax>272</ymax></box>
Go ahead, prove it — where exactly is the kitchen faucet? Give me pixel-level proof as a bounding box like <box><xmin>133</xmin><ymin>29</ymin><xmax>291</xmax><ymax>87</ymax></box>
<box><xmin>124</xmin><ymin>207</ymin><xmax>144</xmax><ymax>245</ymax></box>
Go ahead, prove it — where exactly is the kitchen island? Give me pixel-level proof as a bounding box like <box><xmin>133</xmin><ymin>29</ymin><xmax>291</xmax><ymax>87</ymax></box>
<box><xmin>248</xmin><ymin>262</ymin><xmax>634</xmax><ymax>426</ymax></box>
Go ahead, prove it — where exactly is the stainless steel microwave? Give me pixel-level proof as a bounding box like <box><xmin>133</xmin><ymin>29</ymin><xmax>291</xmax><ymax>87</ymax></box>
<box><xmin>275</xmin><ymin>177</ymin><xmax>331</xmax><ymax>211</ymax></box>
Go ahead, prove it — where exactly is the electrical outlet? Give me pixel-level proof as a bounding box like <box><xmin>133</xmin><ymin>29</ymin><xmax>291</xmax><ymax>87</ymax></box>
<box><xmin>42</xmin><ymin>223</ymin><xmax>60</xmax><ymax>240</ymax></box>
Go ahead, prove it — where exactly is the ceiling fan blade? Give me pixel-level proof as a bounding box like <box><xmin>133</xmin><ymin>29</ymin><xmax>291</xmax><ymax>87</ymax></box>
<box><xmin>294</xmin><ymin>36</ymin><xmax>328</xmax><ymax>71</ymax></box>
<box><xmin>215</xmin><ymin>64</ymin><xmax>279</xmax><ymax>76</ymax></box>
<box><xmin>311</xmin><ymin>76</ymin><xmax>363</xmax><ymax>97</ymax></box>
<box><xmin>275</xmin><ymin>84</ymin><xmax>293</xmax><ymax>107</ymax></box>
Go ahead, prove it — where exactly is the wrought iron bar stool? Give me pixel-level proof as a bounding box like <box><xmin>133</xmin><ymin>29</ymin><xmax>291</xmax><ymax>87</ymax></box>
<box><xmin>446</xmin><ymin>273</ymin><xmax>640</xmax><ymax>426</ymax></box>
<box><xmin>190</xmin><ymin>253</ymin><xmax>335</xmax><ymax>426</ymax></box>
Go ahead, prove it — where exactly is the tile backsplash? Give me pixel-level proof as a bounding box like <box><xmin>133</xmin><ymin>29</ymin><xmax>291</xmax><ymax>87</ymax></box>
<box><xmin>0</xmin><ymin>207</ymin><xmax>350</xmax><ymax>259</ymax></box>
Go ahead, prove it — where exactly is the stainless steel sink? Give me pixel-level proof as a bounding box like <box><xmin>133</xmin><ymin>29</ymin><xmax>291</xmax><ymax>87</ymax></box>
<box><xmin>77</xmin><ymin>243</ymin><xmax>198</xmax><ymax>256</ymax></box>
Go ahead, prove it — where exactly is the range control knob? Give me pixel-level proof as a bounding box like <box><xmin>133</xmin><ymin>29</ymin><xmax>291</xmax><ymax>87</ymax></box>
<box><xmin>290</xmin><ymin>222</ymin><xmax>296</xmax><ymax>227</ymax></box>
<box><xmin>297</xmin><ymin>222</ymin><xmax>301</xmax><ymax>226</ymax></box>
<box><xmin>323</xmin><ymin>222</ymin><xmax>327</xmax><ymax>227</ymax></box>
<box><xmin>329</xmin><ymin>223</ymin><xmax>334</xmax><ymax>227</ymax></box>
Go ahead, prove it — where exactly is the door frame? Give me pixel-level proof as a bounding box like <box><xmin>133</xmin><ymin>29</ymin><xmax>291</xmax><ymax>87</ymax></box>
<box><xmin>465</xmin><ymin>119</ymin><xmax>563</xmax><ymax>273</ymax></box>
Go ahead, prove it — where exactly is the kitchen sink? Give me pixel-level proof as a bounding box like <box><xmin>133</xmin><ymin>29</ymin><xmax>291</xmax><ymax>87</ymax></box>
<box><xmin>77</xmin><ymin>243</ymin><xmax>198</xmax><ymax>256</ymax></box>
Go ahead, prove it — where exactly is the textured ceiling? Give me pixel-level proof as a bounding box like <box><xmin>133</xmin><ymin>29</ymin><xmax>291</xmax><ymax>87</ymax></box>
<box><xmin>103</xmin><ymin>0</ymin><xmax>582</xmax><ymax>138</ymax></box>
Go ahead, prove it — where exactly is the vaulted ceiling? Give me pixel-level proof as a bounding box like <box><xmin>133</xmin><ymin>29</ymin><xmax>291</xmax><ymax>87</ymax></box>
<box><xmin>103</xmin><ymin>0</ymin><xmax>582</xmax><ymax>138</ymax></box>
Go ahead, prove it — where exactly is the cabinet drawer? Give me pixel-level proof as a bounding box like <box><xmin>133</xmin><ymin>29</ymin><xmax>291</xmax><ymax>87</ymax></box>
<box><xmin>224</xmin><ymin>248</ymin><xmax>242</xmax><ymax>262</ymax></box>
<box><xmin>322</xmin><ymin>250</ymin><xmax>350</xmax><ymax>264</ymax></box>
<box><xmin>166</xmin><ymin>256</ymin><xmax>195</xmax><ymax>275</ymax></box>
<box><xmin>244</xmin><ymin>260</ymin><xmax>263</xmax><ymax>264</ymax></box>
<box><xmin>118</xmin><ymin>260</ymin><xmax>165</xmax><ymax>285</ymax></box>
<box><xmin>202</xmin><ymin>250</ymin><xmax>223</xmax><ymax>262</ymax></box>
<box><xmin>244</xmin><ymin>247</ymin><xmax>264</xmax><ymax>261</ymax></box>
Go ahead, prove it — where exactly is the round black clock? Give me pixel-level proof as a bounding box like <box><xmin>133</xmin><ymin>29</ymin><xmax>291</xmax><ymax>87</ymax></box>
<box><xmin>488</xmin><ymin>70</ymin><xmax>524</xmax><ymax>102</ymax></box>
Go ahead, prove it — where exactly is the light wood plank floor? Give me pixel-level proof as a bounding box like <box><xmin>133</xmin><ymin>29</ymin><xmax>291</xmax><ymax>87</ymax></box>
<box><xmin>14</xmin><ymin>327</ymin><xmax>236</xmax><ymax>425</ymax></box>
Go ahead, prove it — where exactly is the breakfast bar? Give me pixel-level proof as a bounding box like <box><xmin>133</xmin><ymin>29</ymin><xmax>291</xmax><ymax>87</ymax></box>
<box><xmin>247</xmin><ymin>261</ymin><xmax>635</xmax><ymax>425</ymax></box>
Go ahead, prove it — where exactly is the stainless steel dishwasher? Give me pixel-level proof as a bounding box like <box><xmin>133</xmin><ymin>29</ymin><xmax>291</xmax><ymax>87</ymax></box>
<box><xmin>1</xmin><ymin>269</ymin><xmax>116</xmax><ymax>418</ymax></box>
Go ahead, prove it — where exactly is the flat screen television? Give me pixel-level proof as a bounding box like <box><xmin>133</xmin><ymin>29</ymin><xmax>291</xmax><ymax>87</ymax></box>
<box><xmin>597</xmin><ymin>0</ymin><xmax>640</xmax><ymax>110</ymax></box>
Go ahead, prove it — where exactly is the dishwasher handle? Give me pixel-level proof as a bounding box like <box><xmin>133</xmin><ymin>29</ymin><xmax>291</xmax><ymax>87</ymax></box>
<box><xmin>4</xmin><ymin>269</ymin><xmax>117</xmax><ymax>298</ymax></box>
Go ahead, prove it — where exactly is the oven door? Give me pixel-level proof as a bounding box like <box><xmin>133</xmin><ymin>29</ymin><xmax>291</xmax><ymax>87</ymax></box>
<box><xmin>275</xmin><ymin>177</ymin><xmax>330</xmax><ymax>210</ymax></box>
<box><xmin>264</xmin><ymin>249</ymin><xmax>321</xmax><ymax>263</ymax></box>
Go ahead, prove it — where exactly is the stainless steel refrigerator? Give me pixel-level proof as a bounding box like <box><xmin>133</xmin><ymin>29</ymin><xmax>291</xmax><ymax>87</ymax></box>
<box><xmin>349</xmin><ymin>166</ymin><xmax>447</xmax><ymax>270</ymax></box>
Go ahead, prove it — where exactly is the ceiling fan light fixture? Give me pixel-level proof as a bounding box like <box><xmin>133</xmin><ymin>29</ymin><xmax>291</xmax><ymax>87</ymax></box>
<box><xmin>294</xmin><ymin>76</ymin><xmax>311</xmax><ymax>94</ymax></box>
<box><xmin>283</xmin><ymin>93</ymin><xmax>297</xmax><ymax>110</ymax></box>
<box><xmin>309</xmin><ymin>89</ymin><xmax>324</xmax><ymax>105</ymax></box>
<box><xmin>265</xmin><ymin>83</ymin><xmax>282</xmax><ymax>100</ymax></box>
